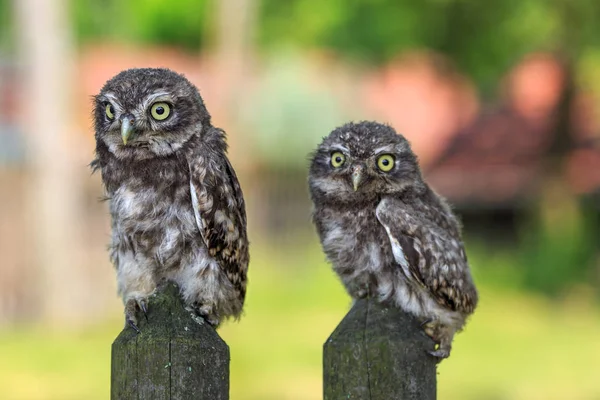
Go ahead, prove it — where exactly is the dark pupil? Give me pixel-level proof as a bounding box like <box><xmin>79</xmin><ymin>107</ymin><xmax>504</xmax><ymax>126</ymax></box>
<box><xmin>155</xmin><ymin>106</ymin><xmax>165</xmax><ymax>115</ymax></box>
<box><xmin>108</xmin><ymin>105</ymin><xmax>114</xmax><ymax>114</ymax></box>
<box><xmin>382</xmin><ymin>159</ymin><xmax>390</xmax><ymax>166</ymax></box>
<box><xmin>335</xmin><ymin>156</ymin><xmax>342</xmax><ymax>164</ymax></box>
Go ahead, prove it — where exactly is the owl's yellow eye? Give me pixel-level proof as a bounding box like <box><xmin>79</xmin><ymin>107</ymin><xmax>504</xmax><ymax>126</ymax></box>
<box><xmin>105</xmin><ymin>104</ymin><xmax>115</xmax><ymax>120</ymax></box>
<box><xmin>151</xmin><ymin>102</ymin><xmax>171</xmax><ymax>121</ymax></box>
<box><xmin>377</xmin><ymin>154</ymin><xmax>395</xmax><ymax>172</ymax></box>
<box><xmin>330</xmin><ymin>152</ymin><xmax>346</xmax><ymax>168</ymax></box>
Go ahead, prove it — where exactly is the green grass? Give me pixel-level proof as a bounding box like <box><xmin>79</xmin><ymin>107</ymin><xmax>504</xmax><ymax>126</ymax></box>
<box><xmin>1</xmin><ymin>243</ymin><xmax>599</xmax><ymax>400</ymax></box>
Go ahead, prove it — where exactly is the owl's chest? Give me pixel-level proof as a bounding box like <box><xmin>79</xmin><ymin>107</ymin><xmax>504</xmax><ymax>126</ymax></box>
<box><xmin>109</xmin><ymin>178</ymin><xmax>199</xmax><ymax>257</ymax></box>
<box><xmin>104</xmin><ymin>155</ymin><xmax>195</xmax><ymax>230</ymax></box>
<box><xmin>112</xmin><ymin>180</ymin><xmax>196</xmax><ymax>226</ymax></box>
<box><xmin>319</xmin><ymin>207</ymin><xmax>393</xmax><ymax>272</ymax></box>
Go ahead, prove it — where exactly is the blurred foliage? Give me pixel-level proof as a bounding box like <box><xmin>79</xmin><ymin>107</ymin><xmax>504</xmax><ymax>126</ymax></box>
<box><xmin>1</xmin><ymin>242</ymin><xmax>599</xmax><ymax>399</ymax></box>
<box><xmin>66</xmin><ymin>0</ymin><xmax>600</xmax><ymax>92</ymax></box>
<box><xmin>0</xmin><ymin>0</ymin><xmax>13</xmax><ymax>52</ymax></box>
<box><xmin>238</xmin><ymin>54</ymin><xmax>348</xmax><ymax>169</ymax></box>
<box><xmin>519</xmin><ymin>200</ymin><xmax>599</xmax><ymax>296</ymax></box>
<box><xmin>257</xmin><ymin>0</ymin><xmax>600</xmax><ymax>91</ymax></box>
<box><xmin>73</xmin><ymin>0</ymin><xmax>209</xmax><ymax>50</ymax></box>
<box><xmin>0</xmin><ymin>0</ymin><xmax>595</xmax><ymax>90</ymax></box>
<box><xmin>461</xmin><ymin>202</ymin><xmax>599</xmax><ymax>298</ymax></box>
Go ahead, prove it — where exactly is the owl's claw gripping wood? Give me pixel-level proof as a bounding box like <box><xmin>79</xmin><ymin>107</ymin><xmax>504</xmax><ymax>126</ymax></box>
<box><xmin>139</xmin><ymin>299</ymin><xmax>149</xmax><ymax>321</ymax></box>
<box><xmin>422</xmin><ymin>321</ymin><xmax>437</xmax><ymax>338</ymax></box>
<box><xmin>196</xmin><ymin>303</ymin><xmax>220</xmax><ymax>327</ymax></box>
<box><xmin>124</xmin><ymin>297</ymin><xmax>149</xmax><ymax>333</ymax></box>
<box><xmin>420</xmin><ymin>317</ymin><xmax>434</xmax><ymax>328</ymax></box>
<box><xmin>126</xmin><ymin>316</ymin><xmax>141</xmax><ymax>334</ymax></box>
<box><xmin>422</xmin><ymin>319</ymin><xmax>454</xmax><ymax>360</ymax></box>
<box><xmin>429</xmin><ymin>346</ymin><xmax>451</xmax><ymax>359</ymax></box>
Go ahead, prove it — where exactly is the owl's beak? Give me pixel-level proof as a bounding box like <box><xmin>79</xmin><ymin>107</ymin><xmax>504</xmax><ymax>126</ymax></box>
<box><xmin>352</xmin><ymin>166</ymin><xmax>363</xmax><ymax>192</ymax></box>
<box><xmin>120</xmin><ymin>115</ymin><xmax>135</xmax><ymax>145</ymax></box>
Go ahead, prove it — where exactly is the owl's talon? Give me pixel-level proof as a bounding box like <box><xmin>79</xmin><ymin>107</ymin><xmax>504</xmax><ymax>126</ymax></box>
<box><xmin>139</xmin><ymin>299</ymin><xmax>148</xmax><ymax>320</ymax></box>
<box><xmin>127</xmin><ymin>317</ymin><xmax>141</xmax><ymax>334</ymax></box>
<box><xmin>419</xmin><ymin>328</ymin><xmax>436</xmax><ymax>343</ymax></box>
<box><xmin>195</xmin><ymin>303</ymin><xmax>220</xmax><ymax>327</ymax></box>
<box><xmin>428</xmin><ymin>347</ymin><xmax>450</xmax><ymax>359</ymax></box>
<box><xmin>199</xmin><ymin>311</ymin><xmax>220</xmax><ymax>327</ymax></box>
<box><xmin>124</xmin><ymin>297</ymin><xmax>150</xmax><ymax>332</ymax></box>
<box><xmin>421</xmin><ymin>320</ymin><xmax>454</xmax><ymax>360</ymax></box>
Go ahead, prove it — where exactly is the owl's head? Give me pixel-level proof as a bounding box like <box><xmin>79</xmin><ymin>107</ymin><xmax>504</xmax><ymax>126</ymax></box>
<box><xmin>309</xmin><ymin>121</ymin><xmax>424</xmax><ymax>203</ymax></box>
<box><xmin>94</xmin><ymin>68</ymin><xmax>210</xmax><ymax>159</ymax></box>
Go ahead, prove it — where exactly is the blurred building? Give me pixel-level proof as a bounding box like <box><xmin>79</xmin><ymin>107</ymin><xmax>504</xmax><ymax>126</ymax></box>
<box><xmin>427</xmin><ymin>53</ymin><xmax>600</xmax><ymax>208</ymax></box>
<box><xmin>0</xmin><ymin>60</ymin><xmax>25</xmax><ymax>164</ymax></box>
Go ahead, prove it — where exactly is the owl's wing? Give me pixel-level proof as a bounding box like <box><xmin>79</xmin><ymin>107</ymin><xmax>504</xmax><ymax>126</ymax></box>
<box><xmin>375</xmin><ymin>197</ymin><xmax>477</xmax><ymax>314</ymax></box>
<box><xmin>188</xmin><ymin>142</ymin><xmax>249</xmax><ymax>302</ymax></box>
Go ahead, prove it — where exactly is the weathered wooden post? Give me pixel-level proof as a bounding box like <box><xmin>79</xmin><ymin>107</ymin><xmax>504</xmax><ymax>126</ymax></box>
<box><xmin>324</xmin><ymin>298</ymin><xmax>437</xmax><ymax>400</ymax></box>
<box><xmin>111</xmin><ymin>282</ymin><xmax>229</xmax><ymax>399</ymax></box>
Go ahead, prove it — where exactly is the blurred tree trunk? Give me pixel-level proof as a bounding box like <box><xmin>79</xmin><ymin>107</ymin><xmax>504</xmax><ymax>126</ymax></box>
<box><xmin>209</xmin><ymin>0</ymin><xmax>258</xmax><ymax>210</ymax></box>
<box><xmin>211</xmin><ymin>0</ymin><xmax>257</xmax><ymax>121</ymax></box>
<box><xmin>535</xmin><ymin>60</ymin><xmax>581</xmax><ymax>289</ymax></box>
<box><xmin>14</xmin><ymin>0</ymin><xmax>86</xmax><ymax>323</ymax></box>
<box><xmin>528</xmin><ymin>53</ymin><xmax>596</xmax><ymax>292</ymax></box>
<box><xmin>525</xmin><ymin>0</ymin><xmax>597</xmax><ymax>293</ymax></box>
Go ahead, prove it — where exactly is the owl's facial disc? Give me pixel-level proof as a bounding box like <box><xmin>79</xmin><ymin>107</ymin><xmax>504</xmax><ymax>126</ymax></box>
<box><xmin>94</xmin><ymin>68</ymin><xmax>216</xmax><ymax>161</ymax></box>
<box><xmin>100</xmin><ymin>92</ymin><xmax>179</xmax><ymax>149</ymax></box>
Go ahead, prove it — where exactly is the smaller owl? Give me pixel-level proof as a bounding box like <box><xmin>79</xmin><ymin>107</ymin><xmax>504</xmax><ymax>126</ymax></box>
<box><xmin>309</xmin><ymin>121</ymin><xmax>478</xmax><ymax>359</ymax></box>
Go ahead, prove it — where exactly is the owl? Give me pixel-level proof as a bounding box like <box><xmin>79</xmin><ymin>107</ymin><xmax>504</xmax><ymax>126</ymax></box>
<box><xmin>91</xmin><ymin>68</ymin><xmax>249</xmax><ymax>331</ymax></box>
<box><xmin>309</xmin><ymin>121</ymin><xmax>478</xmax><ymax>359</ymax></box>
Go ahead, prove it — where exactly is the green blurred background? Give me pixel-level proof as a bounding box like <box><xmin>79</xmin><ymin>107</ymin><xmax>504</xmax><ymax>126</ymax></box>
<box><xmin>0</xmin><ymin>0</ymin><xmax>599</xmax><ymax>399</ymax></box>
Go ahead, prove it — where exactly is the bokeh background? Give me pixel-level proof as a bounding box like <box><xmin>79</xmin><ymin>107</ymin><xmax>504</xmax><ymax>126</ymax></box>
<box><xmin>1</xmin><ymin>0</ymin><xmax>600</xmax><ymax>399</ymax></box>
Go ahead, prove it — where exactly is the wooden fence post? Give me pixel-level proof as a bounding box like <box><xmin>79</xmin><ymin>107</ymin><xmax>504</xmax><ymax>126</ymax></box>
<box><xmin>323</xmin><ymin>298</ymin><xmax>437</xmax><ymax>400</ymax></box>
<box><xmin>111</xmin><ymin>282</ymin><xmax>229</xmax><ymax>399</ymax></box>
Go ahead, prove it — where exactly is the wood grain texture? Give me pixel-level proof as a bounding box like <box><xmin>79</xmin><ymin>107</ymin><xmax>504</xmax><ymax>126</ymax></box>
<box><xmin>324</xmin><ymin>298</ymin><xmax>437</xmax><ymax>400</ymax></box>
<box><xmin>111</xmin><ymin>282</ymin><xmax>229</xmax><ymax>400</ymax></box>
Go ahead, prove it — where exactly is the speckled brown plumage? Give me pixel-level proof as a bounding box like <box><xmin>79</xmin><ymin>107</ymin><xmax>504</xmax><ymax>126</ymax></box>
<box><xmin>91</xmin><ymin>68</ymin><xmax>249</xmax><ymax>329</ymax></box>
<box><xmin>309</xmin><ymin>121</ymin><xmax>477</xmax><ymax>359</ymax></box>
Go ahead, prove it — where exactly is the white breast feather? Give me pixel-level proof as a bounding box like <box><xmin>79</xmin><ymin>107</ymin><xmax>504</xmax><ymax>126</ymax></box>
<box><xmin>376</xmin><ymin>202</ymin><xmax>411</xmax><ymax>280</ymax></box>
<box><xmin>189</xmin><ymin>179</ymin><xmax>204</xmax><ymax>233</ymax></box>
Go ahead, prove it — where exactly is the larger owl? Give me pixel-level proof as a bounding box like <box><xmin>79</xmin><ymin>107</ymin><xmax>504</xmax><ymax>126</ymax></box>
<box><xmin>309</xmin><ymin>121</ymin><xmax>477</xmax><ymax>359</ymax></box>
<box><xmin>91</xmin><ymin>68</ymin><xmax>249</xmax><ymax>331</ymax></box>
